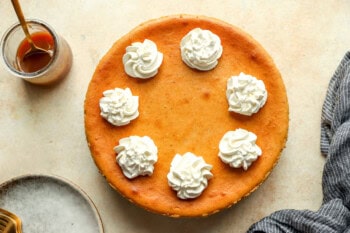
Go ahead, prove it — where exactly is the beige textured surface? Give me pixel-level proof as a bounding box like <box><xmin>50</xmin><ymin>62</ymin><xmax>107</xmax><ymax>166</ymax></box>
<box><xmin>0</xmin><ymin>1</ymin><xmax>349</xmax><ymax>232</ymax></box>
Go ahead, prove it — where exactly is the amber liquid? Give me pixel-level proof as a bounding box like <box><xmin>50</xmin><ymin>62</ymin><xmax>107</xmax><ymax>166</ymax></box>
<box><xmin>16</xmin><ymin>32</ymin><xmax>54</xmax><ymax>73</ymax></box>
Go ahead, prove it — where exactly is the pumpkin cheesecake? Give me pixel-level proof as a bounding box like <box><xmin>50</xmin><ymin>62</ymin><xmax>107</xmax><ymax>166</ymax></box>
<box><xmin>84</xmin><ymin>14</ymin><xmax>289</xmax><ymax>217</ymax></box>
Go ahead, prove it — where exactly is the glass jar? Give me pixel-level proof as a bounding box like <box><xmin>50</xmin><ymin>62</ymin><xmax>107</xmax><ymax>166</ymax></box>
<box><xmin>1</xmin><ymin>19</ymin><xmax>72</xmax><ymax>85</ymax></box>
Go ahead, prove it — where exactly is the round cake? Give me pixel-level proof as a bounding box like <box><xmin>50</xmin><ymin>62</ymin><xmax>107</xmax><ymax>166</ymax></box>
<box><xmin>84</xmin><ymin>15</ymin><xmax>289</xmax><ymax>217</ymax></box>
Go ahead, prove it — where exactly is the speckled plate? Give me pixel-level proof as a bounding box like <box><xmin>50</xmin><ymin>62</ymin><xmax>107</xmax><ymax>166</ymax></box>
<box><xmin>0</xmin><ymin>174</ymin><xmax>104</xmax><ymax>233</ymax></box>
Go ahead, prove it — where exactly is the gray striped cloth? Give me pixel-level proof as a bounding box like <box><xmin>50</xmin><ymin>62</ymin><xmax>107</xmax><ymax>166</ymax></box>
<box><xmin>248</xmin><ymin>52</ymin><xmax>350</xmax><ymax>233</ymax></box>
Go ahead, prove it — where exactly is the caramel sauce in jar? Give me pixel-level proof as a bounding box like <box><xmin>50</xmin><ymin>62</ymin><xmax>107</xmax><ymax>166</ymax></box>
<box><xmin>16</xmin><ymin>32</ymin><xmax>54</xmax><ymax>73</ymax></box>
<box><xmin>1</xmin><ymin>20</ymin><xmax>72</xmax><ymax>85</ymax></box>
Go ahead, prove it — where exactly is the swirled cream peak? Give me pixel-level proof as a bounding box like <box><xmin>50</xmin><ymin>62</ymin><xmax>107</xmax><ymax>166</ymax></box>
<box><xmin>167</xmin><ymin>152</ymin><xmax>213</xmax><ymax>199</ymax></box>
<box><xmin>122</xmin><ymin>39</ymin><xmax>163</xmax><ymax>79</ymax></box>
<box><xmin>219</xmin><ymin>128</ymin><xmax>262</xmax><ymax>170</ymax></box>
<box><xmin>99</xmin><ymin>87</ymin><xmax>139</xmax><ymax>126</ymax></box>
<box><xmin>180</xmin><ymin>28</ymin><xmax>223</xmax><ymax>71</ymax></box>
<box><xmin>226</xmin><ymin>72</ymin><xmax>268</xmax><ymax>116</ymax></box>
<box><xmin>115</xmin><ymin>136</ymin><xmax>158</xmax><ymax>179</ymax></box>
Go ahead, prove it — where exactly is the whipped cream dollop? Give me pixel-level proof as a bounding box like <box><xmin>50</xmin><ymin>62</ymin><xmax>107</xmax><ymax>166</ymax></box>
<box><xmin>226</xmin><ymin>72</ymin><xmax>268</xmax><ymax>116</ymax></box>
<box><xmin>99</xmin><ymin>87</ymin><xmax>139</xmax><ymax>126</ymax></box>
<box><xmin>167</xmin><ymin>152</ymin><xmax>213</xmax><ymax>199</ymax></box>
<box><xmin>219</xmin><ymin>128</ymin><xmax>262</xmax><ymax>170</ymax></box>
<box><xmin>180</xmin><ymin>28</ymin><xmax>223</xmax><ymax>71</ymax></box>
<box><xmin>115</xmin><ymin>136</ymin><xmax>158</xmax><ymax>179</ymax></box>
<box><xmin>122</xmin><ymin>39</ymin><xmax>163</xmax><ymax>79</ymax></box>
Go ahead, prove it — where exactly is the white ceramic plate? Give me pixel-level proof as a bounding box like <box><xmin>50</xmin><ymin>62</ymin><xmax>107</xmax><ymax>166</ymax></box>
<box><xmin>0</xmin><ymin>174</ymin><xmax>104</xmax><ymax>233</ymax></box>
